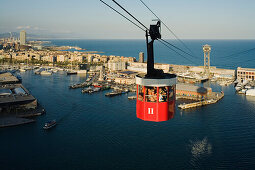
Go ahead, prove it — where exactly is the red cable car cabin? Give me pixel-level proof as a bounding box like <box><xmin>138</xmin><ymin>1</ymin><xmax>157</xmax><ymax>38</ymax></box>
<box><xmin>136</xmin><ymin>73</ymin><xmax>177</xmax><ymax>122</ymax></box>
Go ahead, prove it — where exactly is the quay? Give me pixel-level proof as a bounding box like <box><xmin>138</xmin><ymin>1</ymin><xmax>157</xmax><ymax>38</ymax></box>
<box><xmin>178</xmin><ymin>92</ymin><xmax>224</xmax><ymax>109</ymax></box>
<box><xmin>0</xmin><ymin>117</ymin><xmax>35</xmax><ymax>128</ymax></box>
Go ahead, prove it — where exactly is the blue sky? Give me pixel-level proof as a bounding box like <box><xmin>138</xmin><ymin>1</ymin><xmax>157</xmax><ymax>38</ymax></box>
<box><xmin>0</xmin><ymin>0</ymin><xmax>254</xmax><ymax>39</ymax></box>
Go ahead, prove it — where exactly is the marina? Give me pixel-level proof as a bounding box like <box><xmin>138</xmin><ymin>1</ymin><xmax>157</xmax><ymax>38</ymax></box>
<box><xmin>1</xmin><ymin>38</ymin><xmax>255</xmax><ymax>169</ymax></box>
<box><xmin>1</xmin><ymin>69</ymin><xmax>255</xmax><ymax>169</ymax></box>
<box><xmin>1</xmin><ymin>0</ymin><xmax>255</xmax><ymax>167</ymax></box>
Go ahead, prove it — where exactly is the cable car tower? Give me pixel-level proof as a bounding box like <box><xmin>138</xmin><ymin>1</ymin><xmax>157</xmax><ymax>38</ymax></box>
<box><xmin>203</xmin><ymin>44</ymin><xmax>211</xmax><ymax>77</ymax></box>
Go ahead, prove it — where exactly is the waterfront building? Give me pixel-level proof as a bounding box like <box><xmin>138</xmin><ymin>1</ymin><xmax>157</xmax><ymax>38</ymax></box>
<box><xmin>176</xmin><ymin>84</ymin><xmax>212</xmax><ymax>99</ymax></box>
<box><xmin>20</xmin><ymin>30</ymin><xmax>26</xmax><ymax>45</ymax></box>
<box><xmin>0</xmin><ymin>72</ymin><xmax>37</xmax><ymax>111</ymax></box>
<box><xmin>237</xmin><ymin>67</ymin><xmax>255</xmax><ymax>82</ymax></box>
<box><xmin>127</xmin><ymin>62</ymin><xmax>170</xmax><ymax>73</ymax></box>
<box><xmin>88</xmin><ymin>54</ymin><xmax>94</xmax><ymax>63</ymax></box>
<box><xmin>114</xmin><ymin>77</ymin><xmax>135</xmax><ymax>85</ymax></box>
<box><xmin>139</xmin><ymin>52</ymin><xmax>144</xmax><ymax>63</ymax></box>
<box><xmin>98</xmin><ymin>66</ymin><xmax>105</xmax><ymax>81</ymax></box>
<box><xmin>57</xmin><ymin>55</ymin><xmax>66</xmax><ymax>62</ymax></box>
<box><xmin>93</xmin><ymin>58</ymin><xmax>100</xmax><ymax>63</ymax></box>
<box><xmin>108</xmin><ymin>61</ymin><xmax>127</xmax><ymax>71</ymax></box>
<box><xmin>100</xmin><ymin>55</ymin><xmax>109</xmax><ymax>63</ymax></box>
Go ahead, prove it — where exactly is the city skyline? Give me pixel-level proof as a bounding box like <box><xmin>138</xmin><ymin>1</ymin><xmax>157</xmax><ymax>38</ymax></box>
<box><xmin>0</xmin><ymin>0</ymin><xmax>255</xmax><ymax>39</ymax></box>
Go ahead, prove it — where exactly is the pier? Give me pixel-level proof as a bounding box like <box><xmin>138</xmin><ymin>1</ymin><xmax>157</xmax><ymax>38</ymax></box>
<box><xmin>0</xmin><ymin>117</ymin><xmax>35</xmax><ymax>128</ymax></box>
<box><xmin>178</xmin><ymin>92</ymin><xmax>224</xmax><ymax>109</ymax></box>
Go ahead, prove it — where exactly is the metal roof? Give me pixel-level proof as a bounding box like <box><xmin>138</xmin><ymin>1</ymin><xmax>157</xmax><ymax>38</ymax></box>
<box><xmin>176</xmin><ymin>84</ymin><xmax>211</xmax><ymax>94</ymax></box>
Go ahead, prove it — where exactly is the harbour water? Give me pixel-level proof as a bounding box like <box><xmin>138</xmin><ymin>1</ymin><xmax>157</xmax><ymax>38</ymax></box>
<box><xmin>1</xmin><ymin>40</ymin><xmax>255</xmax><ymax>169</ymax></box>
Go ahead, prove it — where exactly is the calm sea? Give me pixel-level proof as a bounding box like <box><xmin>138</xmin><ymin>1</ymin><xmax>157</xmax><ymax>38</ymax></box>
<box><xmin>49</xmin><ymin>39</ymin><xmax>255</xmax><ymax>69</ymax></box>
<box><xmin>1</xmin><ymin>40</ymin><xmax>255</xmax><ymax>169</ymax></box>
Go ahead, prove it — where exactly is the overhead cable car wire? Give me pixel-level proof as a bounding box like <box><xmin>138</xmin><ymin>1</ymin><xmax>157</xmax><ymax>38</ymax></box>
<box><xmin>220</xmin><ymin>47</ymin><xmax>255</xmax><ymax>60</ymax></box>
<box><xmin>100</xmin><ymin>0</ymin><xmax>199</xmax><ymax>63</ymax></box>
<box><xmin>112</xmin><ymin>0</ymin><xmax>149</xmax><ymax>31</ymax></box>
<box><xmin>158</xmin><ymin>40</ymin><xmax>197</xmax><ymax>65</ymax></box>
<box><xmin>228</xmin><ymin>57</ymin><xmax>255</xmax><ymax>65</ymax></box>
<box><xmin>100</xmin><ymin>0</ymin><xmax>146</xmax><ymax>32</ymax></box>
<box><xmin>139</xmin><ymin>0</ymin><xmax>196</xmax><ymax>57</ymax></box>
<box><xmin>159</xmin><ymin>39</ymin><xmax>200</xmax><ymax>61</ymax></box>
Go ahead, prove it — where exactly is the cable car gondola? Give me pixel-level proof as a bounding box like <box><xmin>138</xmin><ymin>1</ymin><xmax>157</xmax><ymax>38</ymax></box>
<box><xmin>100</xmin><ymin>0</ymin><xmax>177</xmax><ymax>122</ymax></box>
<box><xmin>135</xmin><ymin>21</ymin><xmax>177</xmax><ymax>122</ymax></box>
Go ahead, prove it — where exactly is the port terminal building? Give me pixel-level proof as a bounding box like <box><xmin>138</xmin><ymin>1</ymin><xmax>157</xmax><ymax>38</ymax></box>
<box><xmin>0</xmin><ymin>72</ymin><xmax>37</xmax><ymax>113</ymax></box>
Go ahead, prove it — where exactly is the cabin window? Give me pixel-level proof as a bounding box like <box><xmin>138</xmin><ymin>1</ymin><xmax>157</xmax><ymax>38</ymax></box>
<box><xmin>169</xmin><ymin>86</ymin><xmax>174</xmax><ymax>100</ymax></box>
<box><xmin>138</xmin><ymin>85</ymin><xmax>144</xmax><ymax>101</ymax></box>
<box><xmin>159</xmin><ymin>87</ymin><xmax>167</xmax><ymax>102</ymax></box>
<box><xmin>145</xmin><ymin>86</ymin><xmax>157</xmax><ymax>102</ymax></box>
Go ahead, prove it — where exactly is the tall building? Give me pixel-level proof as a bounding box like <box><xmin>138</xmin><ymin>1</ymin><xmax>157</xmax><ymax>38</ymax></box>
<box><xmin>20</xmin><ymin>30</ymin><xmax>26</xmax><ymax>45</ymax></box>
<box><xmin>139</xmin><ymin>52</ymin><xmax>144</xmax><ymax>63</ymax></box>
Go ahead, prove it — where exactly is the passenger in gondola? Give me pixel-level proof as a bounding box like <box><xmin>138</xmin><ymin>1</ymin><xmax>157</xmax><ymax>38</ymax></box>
<box><xmin>138</xmin><ymin>94</ymin><xmax>143</xmax><ymax>101</ymax></box>
<box><xmin>159</xmin><ymin>87</ymin><xmax>167</xmax><ymax>102</ymax></box>
<box><xmin>138</xmin><ymin>86</ymin><xmax>144</xmax><ymax>101</ymax></box>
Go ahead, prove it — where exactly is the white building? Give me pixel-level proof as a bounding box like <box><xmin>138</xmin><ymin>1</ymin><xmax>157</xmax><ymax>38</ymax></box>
<box><xmin>88</xmin><ymin>54</ymin><xmax>94</xmax><ymax>63</ymax></box>
<box><xmin>237</xmin><ymin>67</ymin><xmax>255</xmax><ymax>82</ymax></box>
<box><xmin>108</xmin><ymin>61</ymin><xmax>127</xmax><ymax>71</ymax></box>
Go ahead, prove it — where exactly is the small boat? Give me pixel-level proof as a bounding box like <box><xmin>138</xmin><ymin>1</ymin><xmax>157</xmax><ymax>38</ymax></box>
<box><xmin>52</xmin><ymin>69</ymin><xmax>58</xmax><ymax>73</ymax></box>
<box><xmin>105</xmin><ymin>91</ymin><xmax>121</xmax><ymax>97</ymax></box>
<box><xmin>93</xmin><ymin>84</ymin><xmax>102</xmax><ymax>88</ymax></box>
<box><xmin>122</xmin><ymin>89</ymin><xmax>129</xmax><ymax>94</ymax></box>
<box><xmin>19</xmin><ymin>68</ymin><xmax>26</xmax><ymax>72</ymax></box>
<box><xmin>128</xmin><ymin>95</ymin><xmax>136</xmax><ymax>100</ymax></box>
<box><xmin>246</xmin><ymin>89</ymin><xmax>255</xmax><ymax>96</ymax></box>
<box><xmin>43</xmin><ymin>120</ymin><xmax>57</xmax><ymax>129</ymax></box>
<box><xmin>66</xmin><ymin>70</ymin><xmax>77</xmax><ymax>75</ymax></box>
<box><xmin>101</xmin><ymin>86</ymin><xmax>111</xmax><ymax>90</ymax></box>
<box><xmin>41</xmin><ymin>70</ymin><xmax>52</xmax><ymax>75</ymax></box>
<box><xmin>89</xmin><ymin>87</ymin><xmax>101</xmax><ymax>93</ymax></box>
<box><xmin>235</xmin><ymin>84</ymin><xmax>242</xmax><ymax>91</ymax></box>
<box><xmin>82</xmin><ymin>87</ymin><xmax>93</xmax><ymax>93</ymax></box>
<box><xmin>77</xmin><ymin>70</ymin><xmax>87</xmax><ymax>74</ymax></box>
<box><xmin>238</xmin><ymin>89</ymin><xmax>247</xmax><ymax>94</ymax></box>
<box><xmin>245</xmin><ymin>85</ymin><xmax>252</xmax><ymax>89</ymax></box>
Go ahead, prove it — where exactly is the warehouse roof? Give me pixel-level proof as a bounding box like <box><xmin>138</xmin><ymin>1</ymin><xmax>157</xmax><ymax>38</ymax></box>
<box><xmin>176</xmin><ymin>84</ymin><xmax>211</xmax><ymax>94</ymax></box>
